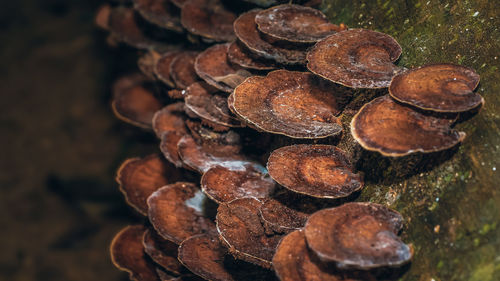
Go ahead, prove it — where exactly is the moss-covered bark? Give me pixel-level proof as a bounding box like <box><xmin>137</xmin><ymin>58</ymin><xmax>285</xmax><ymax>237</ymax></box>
<box><xmin>319</xmin><ymin>0</ymin><xmax>500</xmax><ymax>280</ymax></box>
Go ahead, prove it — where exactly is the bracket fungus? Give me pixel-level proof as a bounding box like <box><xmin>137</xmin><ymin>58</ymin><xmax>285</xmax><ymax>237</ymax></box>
<box><xmin>169</xmin><ymin>51</ymin><xmax>200</xmax><ymax>89</ymax></box>
<box><xmin>227</xmin><ymin>40</ymin><xmax>279</xmax><ymax>71</ymax></box>
<box><xmin>160</xmin><ymin>131</ymin><xmax>187</xmax><ymax>168</ymax></box>
<box><xmin>116</xmin><ymin>154</ymin><xmax>183</xmax><ymax>215</ymax></box>
<box><xmin>351</xmin><ymin>95</ymin><xmax>466</xmax><ymax>157</ymax></box>
<box><xmin>154</xmin><ymin>51</ymin><xmax>181</xmax><ymax>88</ymax></box>
<box><xmin>216</xmin><ymin>197</ymin><xmax>285</xmax><ymax>268</ymax></box>
<box><xmin>152</xmin><ymin>102</ymin><xmax>188</xmax><ymax>138</ymax></box>
<box><xmin>307</xmin><ymin>29</ymin><xmax>402</xmax><ymax>88</ymax></box>
<box><xmin>181</xmin><ymin>0</ymin><xmax>237</xmax><ymax>42</ymax></box>
<box><xmin>194</xmin><ymin>43</ymin><xmax>252</xmax><ymax>93</ymax></box>
<box><xmin>273</xmin><ymin>230</ymin><xmax>375</xmax><ymax>281</ymax></box>
<box><xmin>142</xmin><ymin>228</ymin><xmax>187</xmax><ymax>275</ymax></box>
<box><xmin>267</xmin><ymin>144</ymin><xmax>363</xmax><ymax>198</ymax></box>
<box><xmin>111</xmin><ymin>225</ymin><xmax>160</xmax><ymax>281</ymax></box>
<box><xmin>112</xmin><ymin>74</ymin><xmax>163</xmax><ymax>129</ymax></box>
<box><xmin>389</xmin><ymin>63</ymin><xmax>483</xmax><ymax>112</ymax></box>
<box><xmin>255</xmin><ymin>4</ymin><xmax>346</xmax><ymax>44</ymax></box>
<box><xmin>184</xmin><ymin>82</ymin><xmax>243</xmax><ymax>128</ymax></box>
<box><xmin>133</xmin><ymin>0</ymin><xmax>183</xmax><ymax>33</ymax></box>
<box><xmin>231</xmin><ymin>70</ymin><xmax>344</xmax><ymax>138</ymax></box>
<box><xmin>138</xmin><ymin>51</ymin><xmax>163</xmax><ymax>80</ymax></box>
<box><xmin>234</xmin><ymin>10</ymin><xmax>307</xmax><ymax>65</ymax></box>
<box><xmin>201</xmin><ymin>161</ymin><xmax>275</xmax><ymax>203</ymax></box>
<box><xmin>147</xmin><ymin>182</ymin><xmax>216</xmax><ymax>244</ymax></box>
<box><xmin>304</xmin><ymin>202</ymin><xmax>413</xmax><ymax>269</ymax></box>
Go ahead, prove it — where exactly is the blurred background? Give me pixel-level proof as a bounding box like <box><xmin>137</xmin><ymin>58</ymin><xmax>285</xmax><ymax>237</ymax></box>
<box><xmin>1</xmin><ymin>0</ymin><xmax>499</xmax><ymax>281</ymax></box>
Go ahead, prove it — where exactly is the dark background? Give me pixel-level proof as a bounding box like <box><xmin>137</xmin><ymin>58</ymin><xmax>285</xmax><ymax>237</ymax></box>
<box><xmin>0</xmin><ymin>1</ymin><xmax>152</xmax><ymax>280</ymax></box>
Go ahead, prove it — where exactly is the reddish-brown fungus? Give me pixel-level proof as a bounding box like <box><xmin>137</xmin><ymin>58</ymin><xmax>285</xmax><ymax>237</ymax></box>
<box><xmin>201</xmin><ymin>161</ymin><xmax>275</xmax><ymax>203</ymax></box>
<box><xmin>194</xmin><ymin>43</ymin><xmax>251</xmax><ymax>92</ymax></box>
<box><xmin>169</xmin><ymin>51</ymin><xmax>200</xmax><ymax>89</ymax></box>
<box><xmin>160</xmin><ymin>131</ymin><xmax>187</xmax><ymax>168</ymax></box>
<box><xmin>184</xmin><ymin>82</ymin><xmax>243</xmax><ymax>128</ymax></box>
<box><xmin>389</xmin><ymin>63</ymin><xmax>482</xmax><ymax>112</ymax></box>
<box><xmin>307</xmin><ymin>29</ymin><xmax>402</xmax><ymax>88</ymax></box>
<box><xmin>231</xmin><ymin>70</ymin><xmax>344</xmax><ymax>138</ymax></box>
<box><xmin>112</xmin><ymin>74</ymin><xmax>162</xmax><ymax>129</ymax></box>
<box><xmin>227</xmin><ymin>40</ymin><xmax>279</xmax><ymax>71</ymax></box>
<box><xmin>267</xmin><ymin>144</ymin><xmax>363</xmax><ymax>198</ymax></box>
<box><xmin>116</xmin><ymin>154</ymin><xmax>183</xmax><ymax>215</ymax></box>
<box><xmin>255</xmin><ymin>4</ymin><xmax>346</xmax><ymax>44</ymax></box>
<box><xmin>351</xmin><ymin>95</ymin><xmax>466</xmax><ymax>156</ymax></box>
<box><xmin>216</xmin><ymin>197</ymin><xmax>285</xmax><ymax>268</ymax></box>
<box><xmin>304</xmin><ymin>202</ymin><xmax>413</xmax><ymax>269</ymax></box>
<box><xmin>154</xmin><ymin>51</ymin><xmax>181</xmax><ymax>88</ymax></box>
<box><xmin>133</xmin><ymin>0</ymin><xmax>183</xmax><ymax>32</ymax></box>
<box><xmin>138</xmin><ymin>51</ymin><xmax>162</xmax><ymax>80</ymax></box>
<box><xmin>152</xmin><ymin>102</ymin><xmax>187</xmax><ymax>137</ymax></box>
<box><xmin>110</xmin><ymin>225</ymin><xmax>160</xmax><ymax>281</ymax></box>
<box><xmin>147</xmin><ymin>182</ymin><xmax>216</xmax><ymax>244</ymax></box>
<box><xmin>181</xmin><ymin>0</ymin><xmax>236</xmax><ymax>42</ymax></box>
<box><xmin>273</xmin><ymin>230</ymin><xmax>375</xmax><ymax>281</ymax></box>
<box><xmin>234</xmin><ymin>10</ymin><xmax>307</xmax><ymax>65</ymax></box>
<box><xmin>142</xmin><ymin>228</ymin><xmax>187</xmax><ymax>275</ymax></box>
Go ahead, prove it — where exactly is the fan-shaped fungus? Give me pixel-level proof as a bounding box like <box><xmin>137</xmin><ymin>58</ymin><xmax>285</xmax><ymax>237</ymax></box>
<box><xmin>304</xmin><ymin>202</ymin><xmax>413</xmax><ymax>269</ymax></box>
<box><xmin>201</xmin><ymin>161</ymin><xmax>275</xmax><ymax>203</ymax></box>
<box><xmin>267</xmin><ymin>144</ymin><xmax>363</xmax><ymax>198</ymax></box>
<box><xmin>234</xmin><ymin>10</ymin><xmax>306</xmax><ymax>65</ymax></box>
<box><xmin>255</xmin><ymin>4</ymin><xmax>346</xmax><ymax>44</ymax></box>
<box><xmin>273</xmin><ymin>230</ymin><xmax>375</xmax><ymax>281</ymax></box>
<box><xmin>351</xmin><ymin>95</ymin><xmax>466</xmax><ymax>156</ymax></box>
<box><xmin>147</xmin><ymin>182</ymin><xmax>216</xmax><ymax>244</ymax></box>
<box><xmin>216</xmin><ymin>197</ymin><xmax>284</xmax><ymax>268</ymax></box>
<box><xmin>116</xmin><ymin>154</ymin><xmax>183</xmax><ymax>215</ymax></box>
<box><xmin>142</xmin><ymin>228</ymin><xmax>187</xmax><ymax>275</ymax></box>
<box><xmin>138</xmin><ymin>51</ymin><xmax>162</xmax><ymax>80</ymax></box>
<box><xmin>152</xmin><ymin>102</ymin><xmax>187</xmax><ymax>137</ymax></box>
<box><xmin>110</xmin><ymin>225</ymin><xmax>160</xmax><ymax>281</ymax></box>
<box><xmin>389</xmin><ymin>63</ymin><xmax>483</xmax><ymax>112</ymax></box>
<box><xmin>112</xmin><ymin>74</ymin><xmax>162</xmax><ymax>129</ymax></box>
<box><xmin>133</xmin><ymin>0</ymin><xmax>183</xmax><ymax>33</ymax></box>
<box><xmin>231</xmin><ymin>70</ymin><xmax>344</xmax><ymax>138</ymax></box>
<box><xmin>307</xmin><ymin>29</ymin><xmax>402</xmax><ymax>88</ymax></box>
<box><xmin>181</xmin><ymin>0</ymin><xmax>236</xmax><ymax>42</ymax></box>
<box><xmin>184</xmin><ymin>82</ymin><xmax>243</xmax><ymax>128</ymax></box>
<box><xmin>154</xmin><ymin>51</ymin><xmax>181</xmax><ymax>88</ymax></box>
<box><xmin>160</xmin><ymin>131</ymin><xmax>186</xmax><ymax>168</ymax></box>
<box><xmin>227</xmin><ymin>41</ymin><xmax>278</xmax><ymax>71</ymax></box>
<box><xmin>194</xmin><ymin>43</ymin><xmax>251</xmax><ymax>92</ymax></box>
<box><xmin>169</xmin><ymin>51</ymin><xmax>200</xmax><ymax>89</ymax></box>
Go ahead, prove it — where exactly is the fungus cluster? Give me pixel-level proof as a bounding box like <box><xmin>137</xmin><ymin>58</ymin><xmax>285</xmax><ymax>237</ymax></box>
<box><xmin>97</xmin><ymin>1</ymin><xmax>483</xmax><ymax>280</ymax></box>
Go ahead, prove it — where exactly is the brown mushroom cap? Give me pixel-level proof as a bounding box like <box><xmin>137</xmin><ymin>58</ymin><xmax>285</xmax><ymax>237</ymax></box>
<box><xmin>389</xmin><ymin>63</ymin><xmax>482</xmax><ymax>112</ymax></box>
<box><xmin>273</xmin><ymin>230</ymin><xmax>374</xmax><ymax>281</ymax></box>
<box><xmin>255</xmin><ymin>4</ymin><xmax>345</xmax><ymax>44</ymax></box>
<box><xmin>147</xmin><ymin>182</ymin><xmax>216</xmax><ymax>244</ymax></box>
<box><xmin>160</xmin><ymin>131</ymin><xmax>186</xmax><ymax>168</ymax></box>
<box><xmin>267</xmin><ymin>145</ymin><xmax>363</xmax><ymax>199</ymax></box>
<box><xmin>170</xmin><ymin>51</ymin><xmax>200</xmax><ymax>89</ymax></box>
<box><xmin>110</xmin><ymin>225</ymin><xmax>160</xmax><ymax>281</ymax></box>
<box><xmin>116</xmin><ymin>154</ymin><xmax>183</xmax><ymax>215</ymax></box>
<box><xmin>201</xmin><ymin>161</ymin><xmax>275</xmax><ymax>203</ymax></box>
<box><xmin>231</xmin><ymin>70</ymin><xmax>344</xmax><ymax>138</ymax></box>
<box><xmin>155</xmin><ymin>51</ymin><xmax>181</xmax><ymax>88</ymax></box>
<box><xmin>307</xmin><ymin>29</ymin><xmax>402</xmax><ymax>88</ymax></box>
<box><xmin>152</xmin><ymin>102</ymin><xmax>187</xmax><ymax>137</ymax></box>
<box><xmin>304</xmin><ymin>202</ymin><xmax>412</xmax><ymax>269</ymax></box>
<box><xmin>178</xmin><ymin>234</ymin><xmax>234</xmax><ymax>281</ymax></box>
<box><xmin>133</xmin><ymin>0</ymin><xmax>183</xmax><ymax>32</ymax></box>
<box><xmin>234</xmin><ymin>10</ymin><xmax>306</xmax><ymax>65</ymax></box>
<box><xmin>184</xmin><ymin>82</ymin><xmax>243</xmax><ymax>128</ymax></box>
<box><xmin>143</xmin><ymin>228</ymin><xmax>187</xmax><ymax>275</ymax></box>
<box><xmin>112</xmin><ymin>74</ymin><xmax>163</xmax><ymax>129</ymax></box>
<box><xmin>181</xmin><ymin>0</ymin><xmax>236</xmax><ymax>42</ymax></box>
<box><xmin>177</xmin><ymin>134</ymin><xmax>244</xmax><ymax>173</ymax></box>
<box><xmin>227</xmin><ymin>40</ymin><xmax>279</xmax><ymax>71</ymax></box>
<box><xmin>351</xmin><ymin>95</ymin><xmax>466</xmax><ymax>156</ymax></box>
<box><xmin>216</xmin><ymin>197</ymin><xmax>284</xmax><ymax>268</ymax></box>
<box><xmin>194</xmin><ymin>43</ymin><xmax>252</xmax><ymax>92</ymax></box>
<box><xmin>108</xmin><ymin>6</ymin><xmax>170</xmax><ymax>50</ymax></box>
<box><xmin>138</xmin><ymin>51</ymin><xmax>162</xmax><ymax>80</ymax></box>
